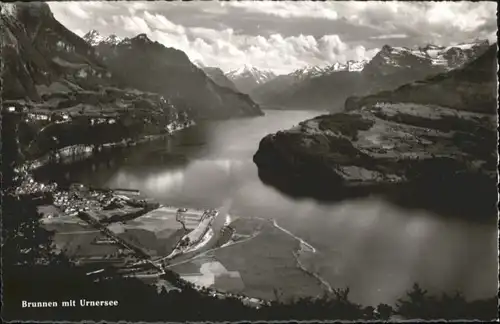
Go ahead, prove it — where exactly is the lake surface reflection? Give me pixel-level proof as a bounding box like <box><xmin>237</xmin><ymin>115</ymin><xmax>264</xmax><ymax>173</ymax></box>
<box><xmin>36</xmin><ymin>110</ymin><xmax>498</xmax><ymax>306</ymax></box>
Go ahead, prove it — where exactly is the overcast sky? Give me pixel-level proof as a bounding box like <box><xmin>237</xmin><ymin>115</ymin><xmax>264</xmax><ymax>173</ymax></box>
<box><xmin>48</xmin><ymin>1</ymin><xmax>497</xmax><ymax>75</ymax></box>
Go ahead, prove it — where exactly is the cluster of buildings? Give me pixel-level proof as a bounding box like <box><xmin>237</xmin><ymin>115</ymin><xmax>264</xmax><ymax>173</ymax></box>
<box><xmin>14</xmin><ymin>174</ymin><xmax>57</xmax><ymax>197</ymax></box>
<box><xmin>52</xmin><ymin>189</ymin><xmax>111</xmax><ymax>216</ymax></box>
<box><xmin>12</xmin><ymin>166</ymin><xmax>145</xmax><ymax>219</ymax></box>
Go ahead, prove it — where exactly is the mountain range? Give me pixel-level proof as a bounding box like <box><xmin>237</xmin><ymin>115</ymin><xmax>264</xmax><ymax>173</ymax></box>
<box><xmin>2</xmin><ymin>1</ymin><xmax>494</xmax><ymax>164</ymax></box>
<box><xmin>254</xmin><ymin>43</ymin><xmax>498</xmax><ymax>220</ymax></box>
<box><xmin>346</xmin><ymin>43</ymin><xmax>498</xmax><ymax>114</ymax></box>
<box><xmin>250</xmin><ymin>40</ymin><xmax>490</xmax><ymax>111</ymax></box>
<box><xmin>82</xmin><ymin>30</ymin><xmax>262</xmax><ymax>119</ymax></box>
<box><xmin>225</xmin><ymin>65</ymin><xmax>276</xmax><ymax>94</ymax></box>
<box><xmin>0</xmin><ymin>2</ymin><xmax>262</xmax><ymax>162</ymax></box>
<box><xmin>81</xmin><ymin>21</ymin><xmax>490</xmax><ymax>114</ymax></box>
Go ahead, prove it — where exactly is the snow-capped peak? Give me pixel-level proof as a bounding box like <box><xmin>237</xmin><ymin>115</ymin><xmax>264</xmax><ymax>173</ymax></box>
<box><xmin>226</xmin><ymin>65</ymin><xmax>276</xmax><ymax>85</ymax></box>
<box><xmin>0</xmin><ymin>3</ymin><xmax>18</xmax><ymax>17</ymax></box>
<box><xmin>230</xmin><ymin>64</ymin><xmax>267</xmax><ymax>76</ymax></box>
<box><xmin>83</xmin><ymin>30</ymin><xmax>104</xmax><ymax>46</ymax></box>
<box><xmin>347</xmin><ymin>60</ymin><xmax>369</xmax><ymax>71</ymax></box>
<box><xmin>291</xmin><ymin>65</ymin><xmax>325</xmax><ymax>79</ymax></box>
<box><xmin>103</xmin><ymin>34</ymin><xmax>122</xmax><ymax>45</ymax></box>
<box><xmin>443</xmin><ymin>39</ymin><xmax>489</xmax><ymax>51</ymax></box>
<box><xmin>373</xmin><ymin>39</ymin><xmax>490</xmax><ymax>70</ymax></box>
<box><xmin>322</xmin><ymin>60</ymin><xmax>368</xmax><ymax>73</ymax></box>
<box><xmin>292</xmin><ymin>60</ymin><xmax>368</xmax><ymax>79</ymax></box>
<box><xmin>83</xmin><ymin>30</ymin><xmax>123</xmax><ymax>46</ymax></box>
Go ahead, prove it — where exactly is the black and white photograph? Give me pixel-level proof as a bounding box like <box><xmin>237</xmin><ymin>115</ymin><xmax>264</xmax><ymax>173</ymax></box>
<box><xmin>1</xmin><ymin>0</ymin><xmax>498</xmax><ymax>322</ymax></box>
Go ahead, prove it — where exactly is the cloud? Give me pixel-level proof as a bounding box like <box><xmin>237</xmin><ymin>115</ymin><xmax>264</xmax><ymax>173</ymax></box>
<box><xmin>227</xmin><ymin>1</ymin><xmax>339</xmax><ymax>20</ymax></box>
<box><xmin>68</xmin><ymin>4</ymin><xmax>89</xmax><ymax>19</ymax></box>
<box><xmin>370</xmin><ymin>34</ymin><xmax>408</xmax><ymax>40</ymax></box>
<box><xmin>119</xmin><ymin>15</ymin><xmax>152</xmax><ymax>35</ymax></box>
<box><xmin>151</xmin><ymin>25</ymin><xmax>378</xmax><ymax>74</ymax></box>
<box><xmin>47</xmin><ymin>1</ymin><xmax>497</xmax><ymax>75</ymax></box>
<box><xmin>333</xmin><ymin>1</ymin><xmax>497</xmax><ymax>45</ymax></box>
<box><xmin>143</xmin><ymin>11</ymin><xmax>185</xmax><ymax>34</ymax></box>
<box><xmin>225</xmin><ymin>1</ymin><xmax>496</xmax><ymax>37</ymax></box>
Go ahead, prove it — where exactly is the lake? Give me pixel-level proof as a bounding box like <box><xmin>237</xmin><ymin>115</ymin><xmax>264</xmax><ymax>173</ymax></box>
<box><xmin>35</xmin><ymin>110</ymin><xmax>498</xmax><ymax>306</ymax></box>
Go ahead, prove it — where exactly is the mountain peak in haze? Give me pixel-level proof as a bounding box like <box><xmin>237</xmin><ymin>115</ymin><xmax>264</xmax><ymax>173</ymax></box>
<box><xmin>290</xmin><ymin>60</ymin><xmax>368</xmax><ymax>80</ymax></box>
<box><xmin>104</xmin><ymin>34</ymin><xmax>122</xmax><ymax>44</ymax></box>
<box><xmin>226</xmin><ymin>65</ymin><xmax>276</xmax><ymax>93</ymax></box>
<box><xmin>291</xmin><ymin>65</ymin><xmax>325</xmax><ymax>79</ymax></box>
<box><xmin>83</xmin><ymin>30</ymin><xmax>123</xmax><ymax>46</ymax></box>
<box><xmin>83</xmin><ymin>29</ymin><xmax>104</xmax><ymax>46</ymax></box>
<box><xmin>251</xmin><ymin>39</ymin><xmax>489</xmax><ymax>111</ymax></box>
<box><xmin>366</xmin><ymin>39</ymin><xmax>490</xmax><ymax>75</ymax></box>
<box><xmin>329</xmin><ymin>60</ymin><xmax>368</xmax><ymax>73</ymax></box>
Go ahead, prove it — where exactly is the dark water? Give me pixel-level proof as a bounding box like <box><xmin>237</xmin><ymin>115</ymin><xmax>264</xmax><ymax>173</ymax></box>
<box><xmin>36</xmin><ymin>110</ymin><xmax>498</xmax><ymax>306</ymax></box>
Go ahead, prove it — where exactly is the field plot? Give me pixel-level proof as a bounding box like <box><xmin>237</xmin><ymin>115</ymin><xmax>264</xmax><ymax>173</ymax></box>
<box><xmin>213</xmin><ymin>218</ymin><xmax>326</xmax><ymax>301</ymax></box>
<box><xmin>106</xmin><ymin>207</ymin><xmax>192</xmax><ymax>257</ymax></box>
<box><xmin>166</xmin><ymin>218</ymin><xmax>326</xmax><ymax>301</ymax></box>
<box><xmin>48</xmin><ymin>225</ymin><xmax>121</xmax><ymax>258</ymax></box>
<box><xmin>170</xmin><ymin>255</ymin><xmax>245</xmax><ymax>292</ymax></box>
<box><xmin>38</xmin><ymin>207</ymin><xmax>109</xmax><ymax>257</ymax></box>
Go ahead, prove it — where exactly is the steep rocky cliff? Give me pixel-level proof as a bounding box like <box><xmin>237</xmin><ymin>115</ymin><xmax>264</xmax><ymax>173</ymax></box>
<box><xmin>253</xmin><ymin>44</ymin><xmax>498</xmax><ymax>221</ymax></box>
<box><xmin>1</xmin><ymin>3</ymin><xmax>187</xmax><ymax>162</ymax></box>
<box><xmin>1</xmin><ymin>3</ymin><xmax>114</xmax><ymax>100</ymax></box>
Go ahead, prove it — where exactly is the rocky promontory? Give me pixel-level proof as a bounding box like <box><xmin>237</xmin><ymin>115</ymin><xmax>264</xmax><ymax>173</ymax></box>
<box><xmin>254</xmin><ymin>45</ymin><xmax>498</xmax><ymax>221</ymax></box>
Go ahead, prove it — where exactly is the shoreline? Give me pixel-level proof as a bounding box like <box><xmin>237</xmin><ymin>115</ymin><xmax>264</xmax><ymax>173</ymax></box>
<box><xmin>21</xmin><ymin>120</ymin><xmax>196</xmax><ymax>172</ymax></box>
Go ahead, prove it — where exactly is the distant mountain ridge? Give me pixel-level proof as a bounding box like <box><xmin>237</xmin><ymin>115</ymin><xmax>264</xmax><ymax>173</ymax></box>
<box><xmin>346</xmin><ymin>43</ymin><xmax>498</xmax><ymax>114</ymax></box>
<box><xmin>251</xmin><ymin>40</ymin><xmax>490</xmax><ymax>111</ymax></box>
<box><xmin>250</xmin><ymin>59</ymin><xmax>368</xmax><ymax>107</ymax></box>
<box><xmin>226</xmin><ymin>65</ymin><xmax>276</xmax><ymax>94</ymax></box>
<box><xmin>363</xmin><ymin>41</ymin><xmax>490</xmax><ymax>77</ymax></box>
<box><xmin>292</xmin><ymin>60</ymin><xmax>369</xmax><ymax>79</ymax></box>
<box><xmin>83</xmin><ymin>30</ymin><xmax>263</xmax><ymax>119</ymax></box>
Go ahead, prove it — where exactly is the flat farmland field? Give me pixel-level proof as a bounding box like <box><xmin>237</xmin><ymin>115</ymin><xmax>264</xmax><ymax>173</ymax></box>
<box><xmin>107</xmin><ymin>207</ymin><xmax>190</xmax><ymax>257</ymax></box>
<box><xmin>53</xmin><ymin>231</ymin><xmax>121</xmax><ymax>257</ymax></box>
<box><xmin>213</xmin><ymin>218</ymin><xmax>326</xmax><ymax>301</ymax></box>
